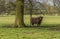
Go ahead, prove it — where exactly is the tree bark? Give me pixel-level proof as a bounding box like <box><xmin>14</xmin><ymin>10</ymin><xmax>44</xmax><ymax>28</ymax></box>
<box><xmin>15</xmin><ymin>0</ymin><xmax>24</xmax><ymax>27</ymax></box>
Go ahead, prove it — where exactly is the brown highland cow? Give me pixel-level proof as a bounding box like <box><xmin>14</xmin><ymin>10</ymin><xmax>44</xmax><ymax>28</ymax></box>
<box><xmin>31</xmin><ymin>16</ymin><xmax>43</xmax><ymax>26</ymax></box>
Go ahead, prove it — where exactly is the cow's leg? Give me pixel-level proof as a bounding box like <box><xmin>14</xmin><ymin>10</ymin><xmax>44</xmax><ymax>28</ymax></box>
<box><xmin>37</xmin><ymin>22</ymin><xmax>40</xmax><ymax>26</ymax></box>
<box><xmin>31</xmin><ymin>23</ymin><xmax>34</xmax><ymax>26</ymax></box>
<box><xmin>37</xmin><ymin>23</ymin><xmax>40</xmax><ymax>26</ymax></box>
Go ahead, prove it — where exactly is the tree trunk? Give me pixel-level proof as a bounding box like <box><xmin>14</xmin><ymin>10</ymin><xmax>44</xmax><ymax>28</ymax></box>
<box><xmin>29</xmin><ymin>0</ymin><xmax>33</xmax><ymax>26</ymax></box>
<box><xmin>15</xmin><ymin>0</ymin><xmax>24</xmax><ymax>27</ymax></box>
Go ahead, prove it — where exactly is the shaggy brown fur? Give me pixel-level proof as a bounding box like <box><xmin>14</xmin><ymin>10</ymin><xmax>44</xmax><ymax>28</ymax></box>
<box><xmin>31</xmin><ymin>16</ymin><xmax>43</xmax><ymax>26</ymax></box>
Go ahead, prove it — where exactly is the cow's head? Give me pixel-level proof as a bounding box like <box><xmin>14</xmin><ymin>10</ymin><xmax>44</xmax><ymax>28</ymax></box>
<box><xmin>38</xmin><ymin>16</ymin><xmax>43</xmax><ymax>20</ymax></box>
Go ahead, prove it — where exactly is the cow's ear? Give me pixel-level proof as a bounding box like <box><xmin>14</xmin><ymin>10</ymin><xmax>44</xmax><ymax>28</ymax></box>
<box><xmin>40</xmin><ymin>18</ymin><xmax>41</xmax><ymax>19</ymax></box>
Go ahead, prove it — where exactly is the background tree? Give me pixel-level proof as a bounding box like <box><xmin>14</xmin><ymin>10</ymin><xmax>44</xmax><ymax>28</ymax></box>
<box><xmin>0</xmin><ymin>0</ymin><xmax>6</xmax><ymax>15</ymax></box>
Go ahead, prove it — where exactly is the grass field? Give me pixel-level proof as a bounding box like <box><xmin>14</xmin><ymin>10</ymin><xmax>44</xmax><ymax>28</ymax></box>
<box><xmin>0</xmin><ymin>15</ymin><xmax>60</xmax><ymax>39</ymax></box>
<box><xmin>0</xmin><ymin>15</ymin><xmax>60</xmax><ymax>26</ymax></box>
<box><xmin>24</xmin><ymin>15</ymin><xmax>60</xmax><ymax>26</ymax></box>
<box><xmin>0</xmin><ymin>16</ymin><xmax>15</xmax><ymax>26</ymax></box>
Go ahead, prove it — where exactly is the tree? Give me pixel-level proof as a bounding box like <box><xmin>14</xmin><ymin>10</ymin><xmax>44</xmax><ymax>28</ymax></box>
<box><xmin>0</xmin><ymin>0</ymin><xmax>6</xmax><ymax>15</ymax></box>
<box><xmin>15</xmin><ymin>0</ymin><xmax>24</xmax><ymax>27</ymax></box>
<box><xmin>57</xmin><ymin>0</ymin><xmax>60</xmax><ymax>15</ymax></box>
<box><xmin>28</xmin><ymin>0</ymin><xmax>33</xmax><ymax>25</ymax></box>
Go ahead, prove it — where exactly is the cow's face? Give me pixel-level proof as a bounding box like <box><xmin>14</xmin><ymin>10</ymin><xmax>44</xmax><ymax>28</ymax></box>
<box><xmin>38</xmin><ymin>16</ymin><xmax>43</xmax><ymax>20</ymax></box>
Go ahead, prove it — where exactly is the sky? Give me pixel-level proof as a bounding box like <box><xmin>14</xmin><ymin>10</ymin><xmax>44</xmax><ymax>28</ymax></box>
<box><xmin>36</xmin><ymin>0</ymin><xmax>54</xmax><ymax>6</ymax></box>
<box><xmin>5</xmin><ymin>0</ymin><xmax>54</xmax><ymax>6</ymax></box>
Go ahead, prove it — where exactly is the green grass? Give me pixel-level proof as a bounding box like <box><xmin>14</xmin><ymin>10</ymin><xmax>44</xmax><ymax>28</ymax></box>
<box><xmin>0</xmin><ymin>16</ymin><xmax>15</xmax><ymax>26</ymax></box>
<box><xmin>0</xmin><ymin>15</ymin><xmax>60</xmax><ymax>39</ymax></box>
<box><xmin>0</xmin><ymin>15</ymin><xmax>60</xmax><ymax>26</ymax></box>
<box><xmin>0</xmin><ymin>27</ymin><xmax>60</xmax><ymax>39</ymax></box>
<box><xmin>24</xmin><ymin>15</ymin><xmax>60</xmax><ymax>26</ymax></box>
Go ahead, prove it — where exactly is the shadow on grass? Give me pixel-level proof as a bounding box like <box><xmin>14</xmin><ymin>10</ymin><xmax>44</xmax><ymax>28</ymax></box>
<box><xmin>0</xmin><ymin>25</ymin><xmax>13</xmax><ymax>28</ymax></box>
<box><xmin>1</xmin><ymin>25</ymin><xmax>60</xmax><ymax>31</ymax></box>
<box><xmin>24</xmin><ymin>25</ymin><xmax>60</xmax><ymax>31</ymax></box>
